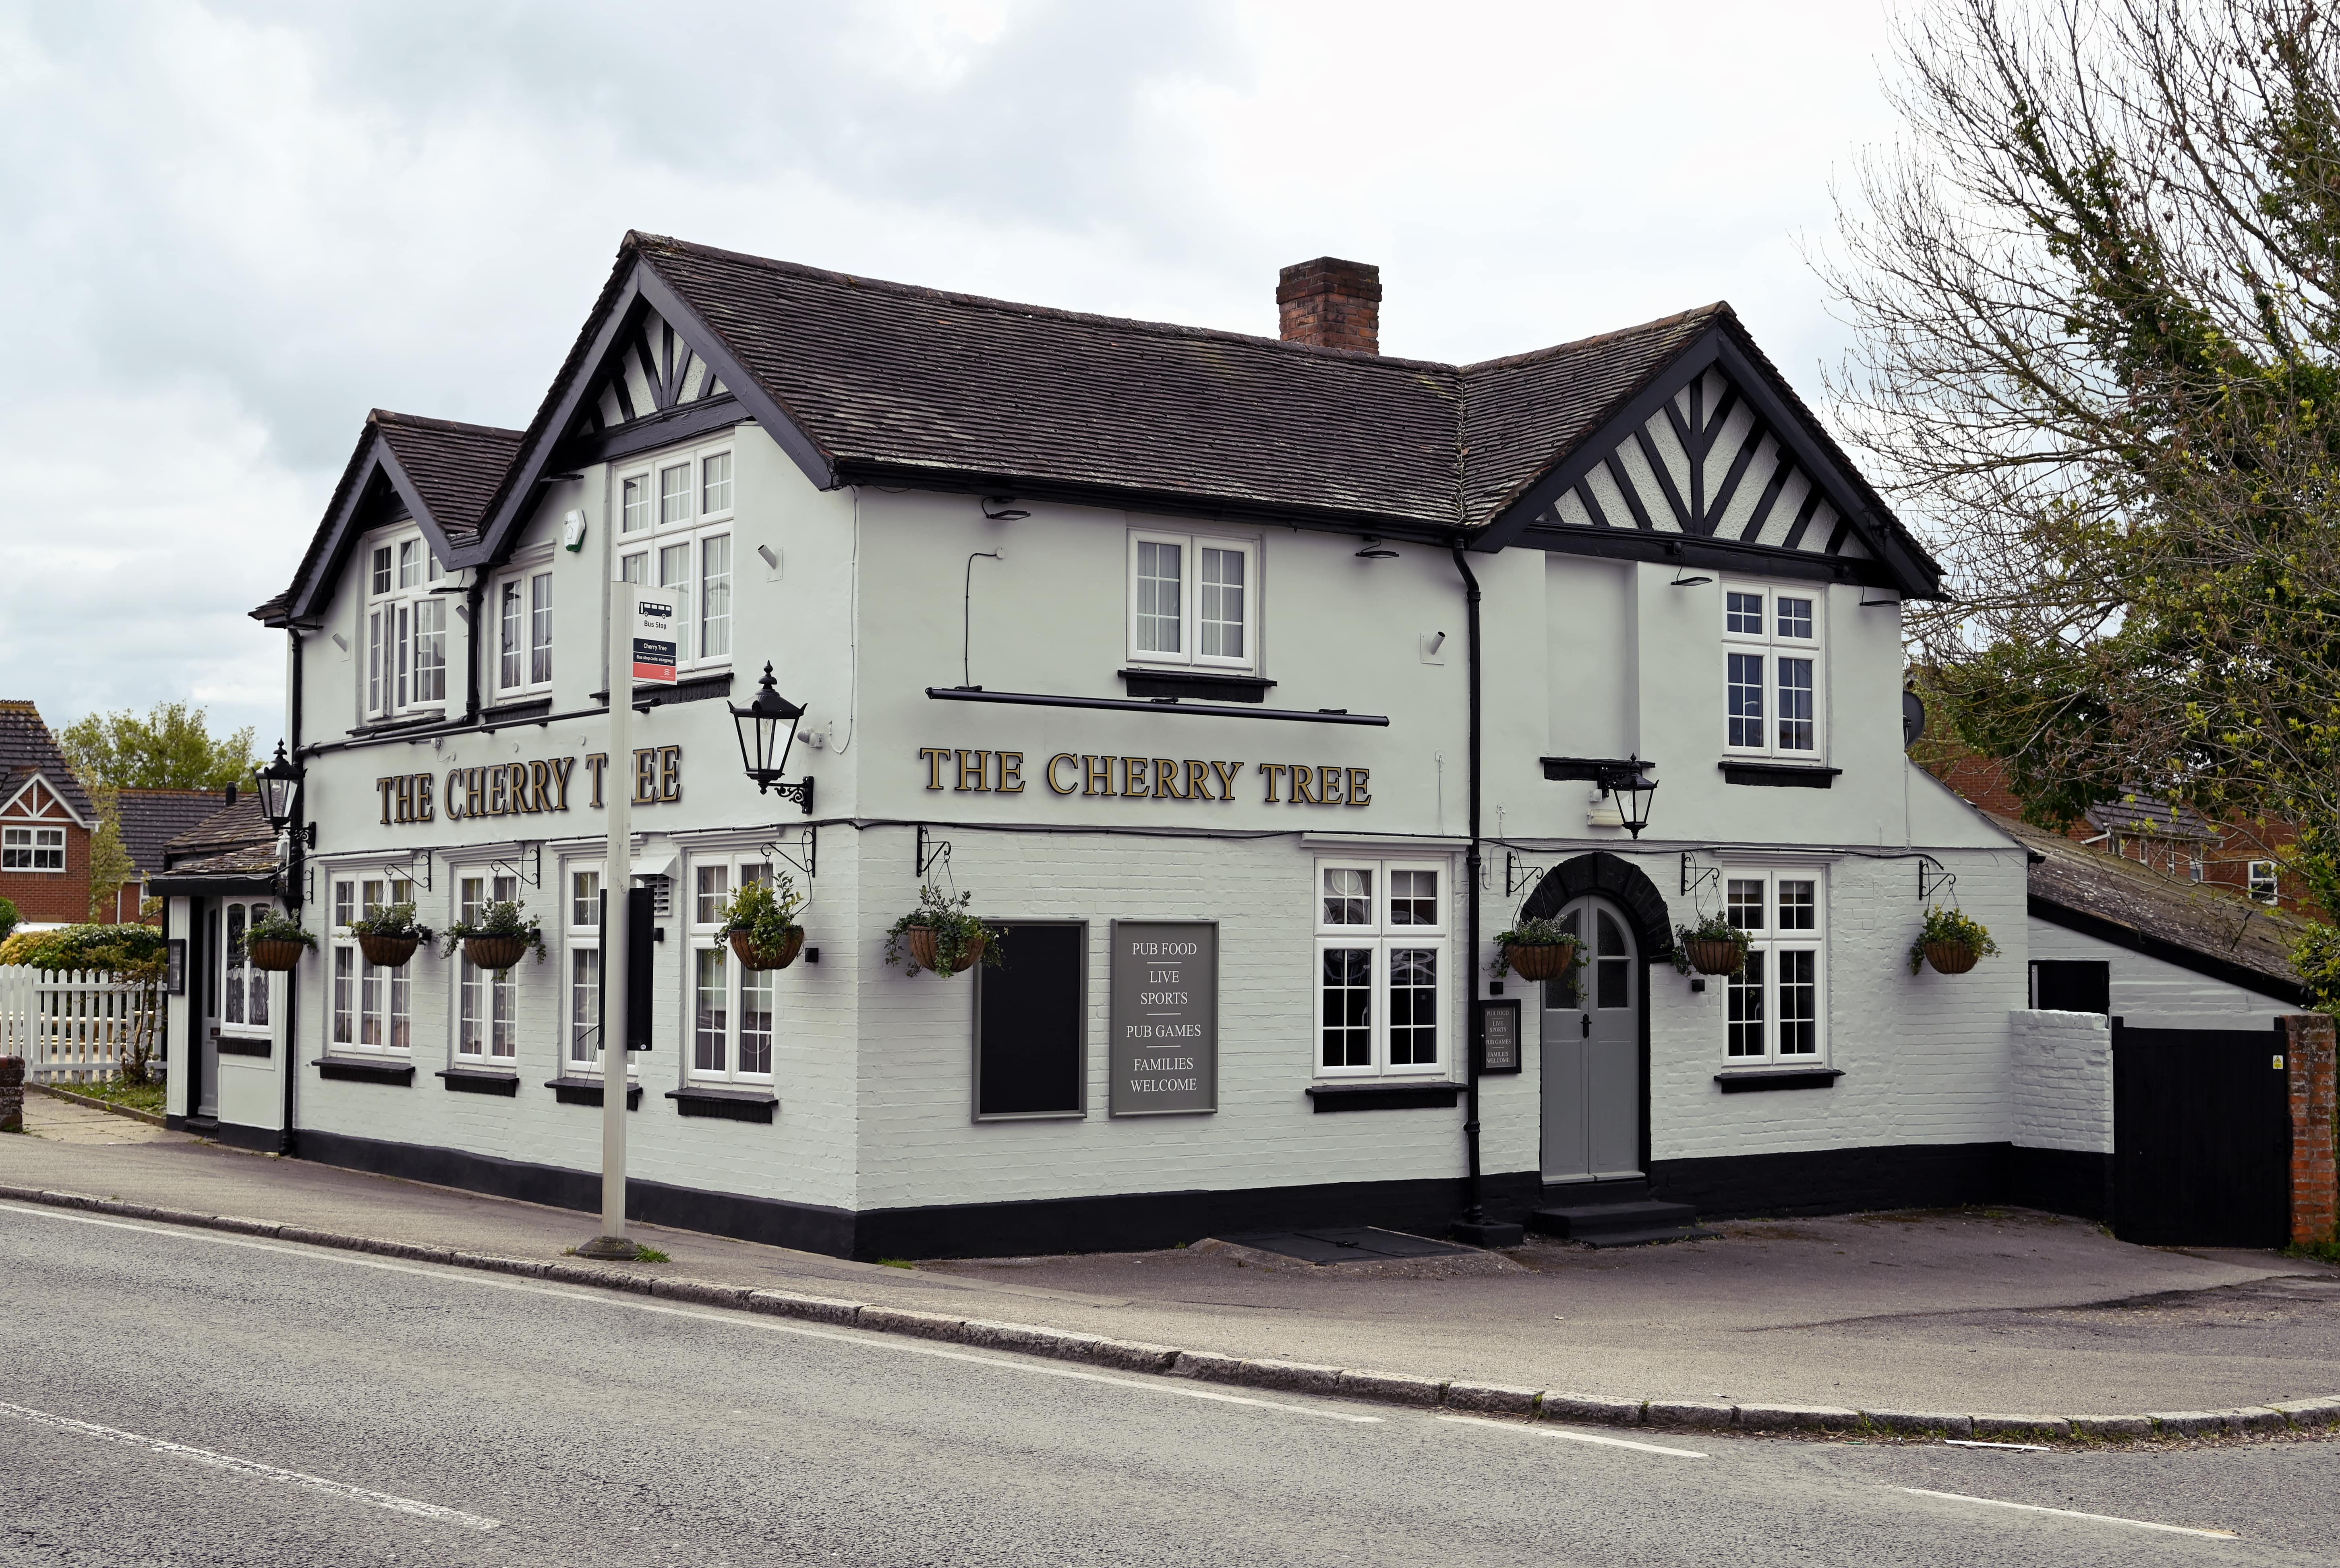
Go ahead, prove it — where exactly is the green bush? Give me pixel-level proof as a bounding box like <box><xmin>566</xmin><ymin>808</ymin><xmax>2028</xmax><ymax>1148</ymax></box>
<box><xmin>1</xmin><ymin>922</ymin><xmax>168</xmax><ymax>975</ymax></box>
<box><xmin>0</xmin><ymin>896</ymin><xmax>17</xmax><ymax>943</ymax></box>
<box><xmin>2293</xmin><ymin>923</ymin><xmax>2340</xmax><ymax>1015</ymax></box>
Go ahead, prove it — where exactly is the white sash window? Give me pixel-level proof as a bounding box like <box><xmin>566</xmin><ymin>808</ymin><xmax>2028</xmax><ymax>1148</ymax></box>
<box><xmin>688</xmin><ymin>858</ymin><xmax>777</xmax><ymax>1085</ymax></box>
<box><xmin>1127</xmin><ymin>530</ymin><xmax>1258</xmax><ymax>670</ymax></box>
<box><xmin>329</xmin><ymin>876</ymin><xmax>412</xmax><ymax>1054</ymax></box>
<box><xmin>1722</xmin><ymin>869</ymin><xmax>1826</xmax><ymax>1064</ymax></box>
<box><xmin>364</xmin><ymin>533</ymin><xmax>448</xmax><ymax>720</ymax></box>
<box><xmin>1721</xmin><ymin>583</ymin><xmax>1824</xmax><ymax>759</ymax></box>
<box><xmin>455</xmin><ymin>873</ymin><xmax>518</xmax><ymax>1063</ymax></box>
<box><xmin>1313</xmin><ymin>859</ymin><xmax>1447</xmax><ymax>1078</ymax></box>
<box><xmin>616</xmin><ymin>442</ymin><xmax>734</xmax><ymax>675</ymax></box>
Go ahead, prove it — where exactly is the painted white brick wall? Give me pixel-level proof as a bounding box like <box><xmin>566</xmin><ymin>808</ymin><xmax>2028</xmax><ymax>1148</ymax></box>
<box><xmin>2029</xmin><ymin>918</ymin><xmax>2296</xmax><ymax>1026</ymax></box>
<box><xmin>2008</xmin><ymin>1007</ymin><xmax>2113</xmax><ymax>1154</ymax></box>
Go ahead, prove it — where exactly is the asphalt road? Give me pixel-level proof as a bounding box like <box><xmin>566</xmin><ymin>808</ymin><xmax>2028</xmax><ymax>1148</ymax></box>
<box><xmin>4</xmin><ymin>1201</ymin><xmax>2335</xmax><ymax>1567</ymax></box>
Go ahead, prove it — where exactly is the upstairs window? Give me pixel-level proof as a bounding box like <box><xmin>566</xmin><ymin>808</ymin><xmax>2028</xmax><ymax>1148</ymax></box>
<box><xmin>494</xmin><ymin>568</ymin><xmax>554</xmax><ymax>697</ymax></box>
<box><xmin>1722</xmin><ymin>583</ymin><xmax>1823</xmax><ymax>759</ymax></box>
<box><xmin>364</xmin><ymin>533</ymin><xmax>447</xmax><ymax>720</ymax></box>
<box><xmin>1128</xmin><ymin>531</ymin><xmax>1257</xmax><ymax>670</ymax></box>
<box><xmin>2</xmin><ymin>826</ymin><xmax>64</xmax><ymax>870</ymax></box>
<box><xmin>2249</xmin><ymin>860</ymin><xmax>2280</xmax><ymax>904</ymax></box>
<box><xmin>617</xmin><ymin>442</ymin><xmax>734</xmax><ymax>675</ymax></box>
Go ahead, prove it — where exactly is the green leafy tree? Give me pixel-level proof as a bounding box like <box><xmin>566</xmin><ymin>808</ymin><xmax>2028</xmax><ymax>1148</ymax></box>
<box><xmin>58</xmin><ymin>701</ymin><xmax>257</xmax><ymax>791</ymax></box>
<box><xmin>85</xmin><ymin>785</ymin><xmax>137</xmax><ymax>922</ymax></box>
<box><xmin>1826</xmin><ymin>0</ymin><xmax>2340</xmax><ymax>995</ymax></box>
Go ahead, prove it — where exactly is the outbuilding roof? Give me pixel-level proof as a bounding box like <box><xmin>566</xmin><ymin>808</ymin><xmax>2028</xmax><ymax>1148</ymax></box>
<box><xmin>114</xmin><ymin>788</ymin><xmax>230</xmax><ymax>878</ymax></box>
<box><xmin>1996</xmin><ymin>813</ymin><xmax>2307</xmax><ymax>1002</ymax></box>
<box><xmin>161</xmin><ymin>794</ymin><xmax>273</xmax><ymax>869</ymax></box>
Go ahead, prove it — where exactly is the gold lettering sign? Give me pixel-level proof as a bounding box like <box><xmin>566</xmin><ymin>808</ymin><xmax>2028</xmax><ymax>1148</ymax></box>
<box><xmin>917</xmin><ymin>747</ymin><xmax>1368</xmax><ymax>807</ymax></box>
<box><xmin>373</xmin><ymin>748</ymin><xmax>684</xmax><ymax>827</ymax></box>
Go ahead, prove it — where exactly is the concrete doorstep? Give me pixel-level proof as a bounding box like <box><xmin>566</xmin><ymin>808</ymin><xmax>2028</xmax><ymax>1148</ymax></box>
<box><xmin>6</xmin><ymin>1178</ymin><xmax>2336</xmax><ymax>1448</ymax></box>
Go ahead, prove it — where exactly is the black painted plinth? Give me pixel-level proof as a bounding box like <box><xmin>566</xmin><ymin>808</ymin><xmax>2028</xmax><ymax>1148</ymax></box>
<box><xmin>1451</xmin><ymin>1218</ymin><xmax>1526</xmax><ymax>1249</ymax></box>
<box><xmin>574</xmin><ymin>1235</ymin><xmax>642</xmax><ymax>1260</ymax></box>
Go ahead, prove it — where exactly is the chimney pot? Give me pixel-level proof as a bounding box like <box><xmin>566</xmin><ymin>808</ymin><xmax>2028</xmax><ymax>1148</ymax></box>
<box><xmin>1277</xmin><ymin>257</ymin><xmax>1381</xmax><ymax>354</ymax></box>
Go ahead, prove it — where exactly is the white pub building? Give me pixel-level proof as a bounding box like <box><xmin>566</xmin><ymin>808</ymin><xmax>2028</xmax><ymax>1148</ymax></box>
<box><xmin>155</xmin><ymin>236</ymin><xmax>2033</xmax><ymax>1258</ymax></box>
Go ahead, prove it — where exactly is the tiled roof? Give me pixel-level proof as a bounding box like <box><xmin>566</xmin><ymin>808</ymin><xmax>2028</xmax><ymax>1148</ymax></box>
<box><xmin>374</xmin><ymin>412</ymin><xmax>524</xmax><ymax>549</ymax></box>
<box><xmin>158</xmin><ymin>841</ymin><xmax>280</xmax><ymax>881</ymax></box>
<box><xmin>114</xmin><ymin>788</ymin><xmax>229</xmax><ymax>877</ymax></box>
<box><xmin>254</xmin><ymin>410</ymin><xmax>521</xmax><ymax>624</ymax></box>
<box><xmin>162</xmin><ymin>794</ymin><xmax>272</xmax><ymax>867</ymax></box>
<box><xmin>0</xmin><ymin>701</ymin><xmax>92</xmax><ymax>821</ymax></box>
<box><xmin>1996</xmin><ymin>814</ymin><xmax>2307</xmax><ymax>996</ymax></box>
<box><xmin>2085</xmin><ymin>797</ymin><xmax>2217</xmax><ymax>841</ymax></box>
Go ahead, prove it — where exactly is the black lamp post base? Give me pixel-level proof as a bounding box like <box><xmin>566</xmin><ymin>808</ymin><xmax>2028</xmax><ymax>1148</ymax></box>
<box><xmin>1451</xmin><ymin>1217</ymin><xmax>1525</xmax><ymax>1249</ymax></box>
<box><xmin>575</xmin><ymin>1235</ymin><xmax>643</xmax><ymax>1260</ymax></box>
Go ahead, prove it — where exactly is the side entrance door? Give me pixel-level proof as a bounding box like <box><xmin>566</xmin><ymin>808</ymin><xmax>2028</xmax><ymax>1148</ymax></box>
<box><xmin>2112</xmin><ymin>1022</ymin><xmax>2291</xmax><ymax>1246</ymax></box>
<box><xmin>1539</xmin><ymin>896</ymin><xmax>1641</xmax><ymax>1183</ymax></box>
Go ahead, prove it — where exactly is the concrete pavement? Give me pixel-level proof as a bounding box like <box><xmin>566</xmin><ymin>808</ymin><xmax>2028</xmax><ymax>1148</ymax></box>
<box><xmin>2</xmin><ymin>1099</ymin><xmax>2336</xmax><ymax>1421</ymax></box>
<box><xmin>6</xmin><ymin>1205</ymin><xmax>2334</xmax><ymax>1566</ymax></box>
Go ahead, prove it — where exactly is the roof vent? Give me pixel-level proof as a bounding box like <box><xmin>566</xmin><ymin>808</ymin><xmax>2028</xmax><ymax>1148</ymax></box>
<box><xmin>1277</xmin><ymin>257</ymin><xmax>1381</xmax><ymax>355</ymax></box>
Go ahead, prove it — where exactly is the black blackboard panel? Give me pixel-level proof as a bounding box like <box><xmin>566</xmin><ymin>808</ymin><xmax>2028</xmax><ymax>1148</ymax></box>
<box><xmin>976</xmin><ymin>922</ymin><xmax>1087</xmax><ymax>1118</ymax></box>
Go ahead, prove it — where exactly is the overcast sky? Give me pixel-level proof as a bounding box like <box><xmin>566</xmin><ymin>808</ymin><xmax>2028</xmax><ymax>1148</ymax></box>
<box><xmin>0</xmin><ymin>0</ymin><xmax>1907</xmax><ymax>747</ymax></box>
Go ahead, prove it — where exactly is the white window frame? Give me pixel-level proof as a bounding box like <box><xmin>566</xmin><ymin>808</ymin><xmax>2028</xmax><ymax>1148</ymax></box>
<box><xmin>1721</xmin><ymin>867</ymin><xmax>1827</xmax><ymax>1067</ymax></box>
<box><xmin>491</xmin><ymin>565</ymin><xmax>555</xmax><ymax>699</ymax></box>
<box><xmin>1126</xmin><ymin>530</ymin><xmax>1259</xmax><ymax>671</ymax></box>
<box><xmin>453</xmin><ymin>871</ymin><xmax>519</xmax><ymax>1065</ymax></box>
<box><xmin>1312</xmin><ymin>857</ymin><xmax>1449</xmax><ymax>1080</ymax></box>
<box><xmin>1721</xmin><ymin>581</ymin><xmax>1825</xmax><ymax>761</ymax></box>
<box><xmin>217</xmin><ymin>898</ymin><xmax>278</xmax><ymax>1041</ymax></box>
<box><xmin>2248</xmin><ymin>860</ymin><xmax>2280</xmax><ymax>904</ymax></box>
<box><xmin>1</xmin><ymin>825</ymin><xmax>65</xmax><ymax>871</ymax></box>
<box><xmin>563</xmin><ymin>863</ymin><xmax>607</xmax><ymax>1076</ymax></box>
<box><xmin>362</xmin><ymin>529</ymin><xmax>449</xmax><ymax>720</ymax></box>
<box><xmin>686</xmin><ymin>856</ymin><xmax>778</xmax><ymax>1086</ymax></box>
<box><xmin>615</xmin><ymin>441</ymin><xmax>734</xmax><ymax>675</ymax></box>
<box><xmin>329</xmin><ymin>875</ymin><xmax>414</xmax><ymax>1055</ymax></box>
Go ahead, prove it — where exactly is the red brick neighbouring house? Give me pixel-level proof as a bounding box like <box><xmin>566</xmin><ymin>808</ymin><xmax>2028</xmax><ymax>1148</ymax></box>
<box><xmin>0</xmin><ymin>700</ymin><xmax>96</xmax><ymax>927</ymax></box>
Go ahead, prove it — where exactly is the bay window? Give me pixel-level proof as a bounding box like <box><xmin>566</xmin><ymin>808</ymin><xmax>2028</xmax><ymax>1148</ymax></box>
<box><xmin>1723</xmin><ymin>870</ymin><xmax>1826</xmax><ymax>1065</ymax></box>
<box><xmin>1314</xmin><ymin>859</ymin><xmax>1447</xmax><ymax>1078</ymax></box>
<box><xmin>364</xmin><ymin>534</ymin><xmax>449</xmax><ymax>720</ymax></box>
<box><xmin>616</xmin><ymin>442</ymin><xmax>733</xmax><ymax>674</ymax></box>
<box><xmin>1722</xmin><ymin>583</ymin><xmax>1823</xmax><ymax>759</ymax></box>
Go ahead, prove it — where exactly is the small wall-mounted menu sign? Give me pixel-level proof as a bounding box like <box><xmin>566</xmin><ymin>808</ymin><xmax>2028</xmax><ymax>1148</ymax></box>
<box><xmin>1109</xmin><ymin>921</ymin><xmax>1218</xmax><ymax>1116</ymax></box>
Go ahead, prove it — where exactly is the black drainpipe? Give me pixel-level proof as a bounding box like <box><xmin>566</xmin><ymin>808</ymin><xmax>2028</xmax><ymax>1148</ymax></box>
<box><xmin>282</xmin><ymin>629</ymin><xmax>304</xmax><ymax>1158</ymax></box>
<box><xmin>1449</xmin><ymin>544</ymin><xmax>1485</xmax><ymax>1227</ymax></box>
<box><xmin>463</xmin><ymin>573</ymin><xmax>485</xmax><ymax>726</ymax></box>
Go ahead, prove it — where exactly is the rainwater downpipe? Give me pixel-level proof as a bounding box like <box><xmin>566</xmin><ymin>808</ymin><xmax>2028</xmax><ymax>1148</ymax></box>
<box><xmin>282</xmin><ymin>628</ymin><xmax>304</xmax><ymax>1158</ymax></box>
<box><xmin>1449</xmin><ymin>544</ymin><xmax>1485</xmax><ymax>1225</ymax></box>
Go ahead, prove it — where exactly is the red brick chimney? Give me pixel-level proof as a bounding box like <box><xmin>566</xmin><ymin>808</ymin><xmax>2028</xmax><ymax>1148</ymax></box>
<box><xmin>1277</xmin><ymin>257</ymin><xmax>1381</xmax><ymax>354</ymax></box>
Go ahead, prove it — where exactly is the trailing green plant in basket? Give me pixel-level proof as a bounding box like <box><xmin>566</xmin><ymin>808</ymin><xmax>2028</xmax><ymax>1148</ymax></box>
<box><xmin>1673</xmin><ymin>911</ymin><xmax>1750</xmax><ymax>976</ymax></box>
<box><xmin>884</xmin><ymin>885</ymin><xmax>1004</xmax><ymax>977</ymax></box>
<box><xmin>1491</xmin><ymin>916</ymin><xmax>1585</xmax><ymax>981</ymax></box>
<box><xmin>241</xmin><ymin>910</ymin><xmax>317</xmax><ymax>954</ymax></box>
<box><xmin>719</xmin><ymin>872</ymin><xmax>808</xmax><ymax>970</ymax></box>
<box><xmin>1907</xmin><ymin>905</ymin><xmax>2000</xmax><ymax>976</ymax></box>
<box><xmin>440</xmin><ymin>899</ymin><xmax>547</xmax><ymax>963</ymax></box>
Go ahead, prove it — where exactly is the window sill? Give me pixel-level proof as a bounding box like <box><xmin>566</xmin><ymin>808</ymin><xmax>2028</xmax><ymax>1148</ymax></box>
<box><xmin>667</xmin><ymin>1086</ymin><xmax>779</xmax><ymax>1123</ymax></box>
<box><xmin>313</xmin><ymin>1055</ymin><xmax>416</xmax><ymax>1086</ymax></box>
<box><xmin>438</xmin><ymin>1067</ymin><xmax>520</xmax><ymax>1096</ymax></box>
<box><xmin>1717</xmin><ymin>761</ymin><xmax>1841</xmax><ymax>788</ymax></box>
<box><xmin>1305</xmin><ymin>1080</ymin><xmax>1463</xmax><ymax>1112</ymax></box>
<box><xmin>215</xmin><ymin>1036</ymin><xmax>272</xmax><ymax>1058</ymax></box>
<box><xmin>478</xmin><ymin>697</ymin><xmax>553</xmax><ymax>726</ymax></box>
<box><xmin>1714</xmin><ymin>1067</ymin><xmax>1842</xmax><ymax>1093</ymax></box>
<box><xmin>349</xmin><ymin>711</ymin><xmax>447</xmax><ymax>738</ymax></box>
<box><xmin>547</xmin><ymin>1076</ymin><xmax>641</xmax><ymax>1109</ymax></box>
<box><xmin>1118</xmin><ymin>667</ymin><xmax>1275</xmax><ymax>704</ymax></box>
<box><xmin>591</xmin><ymin>671</ymin><xmax>733</xmax><ymax>709</ymax></box>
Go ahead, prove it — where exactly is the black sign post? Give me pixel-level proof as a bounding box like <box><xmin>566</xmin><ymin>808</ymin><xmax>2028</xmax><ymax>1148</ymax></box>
<box><xmin>1108</xmin><ymin>921</ymin><xmax>1217</xmax><ymax>1116</ymax></box>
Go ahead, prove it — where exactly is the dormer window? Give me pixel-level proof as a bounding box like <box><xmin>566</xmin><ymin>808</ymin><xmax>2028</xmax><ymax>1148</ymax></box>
<box><xmin>364</xmin><ymin>532</ymin><xmax>447</xmax><ymax>720</ymax></box>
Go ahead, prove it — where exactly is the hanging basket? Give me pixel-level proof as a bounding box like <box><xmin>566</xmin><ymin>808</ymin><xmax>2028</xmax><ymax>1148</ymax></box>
<box><xmin>356</xmin><ymin>933</ymin><xmax>420</xmax><ymax>968</ymax></box>
<box><xmin>907</xmin><ymin>927</ymin><xmax>986</xmax><ymax>977</ymax></box>
<box><xmin>1923</xmin><ymin>939</ymin><xmax>1981</xmax><ymax>976</ymax></box>
<box><xmin>730</xmin><ymin>927</ymin><xmax>806</xmax><ymax>972</ymax></box>
<box><xmin>463</xmin><ymin>934</ymin><xmax>531</xmax><ymax>972</ymax></box>
<box><xmin>245</xmin><ymin>937</ymin><xmax>307</xmax><ymax>973</ymax></box>
<box><xmin>1685</xmin><ymin>938</ymin><xmax>1746</xmax><ymax>977</ymax></box>
<box><xmin>1502</xmin><ymin>941</ymin><xmax>1577</xmax><ymax>983</ymax></box>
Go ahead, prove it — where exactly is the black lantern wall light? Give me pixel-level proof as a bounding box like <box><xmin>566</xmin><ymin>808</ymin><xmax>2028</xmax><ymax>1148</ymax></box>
<box><xmin>730</xmin><ymin>663</ymin><xmax>815</xmax><ymax>815</ymax></box>
<box><xmin>1538</xmin><ymin>753</ymin><xmax>1660</xmax><ymax>840</ymax></box>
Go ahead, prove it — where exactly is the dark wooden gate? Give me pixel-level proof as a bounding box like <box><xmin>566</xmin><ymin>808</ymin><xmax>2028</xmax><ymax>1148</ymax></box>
<box><xmin>2112</xmin><ymin>1020</ymin><xmax>2292</xmax><ymax>1247</ymax></box>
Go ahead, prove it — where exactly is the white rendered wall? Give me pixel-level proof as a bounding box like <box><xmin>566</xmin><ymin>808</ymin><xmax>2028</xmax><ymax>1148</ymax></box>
<box><xmin>2008</xmin><ymin>1008</ymin><xmax>2113</xmax><ymax>1155</ymax></box>
<box><xmin>2027</xmin><ymin>917</ymin><xmax>2298</xmax><ymax>1027</ymax></box>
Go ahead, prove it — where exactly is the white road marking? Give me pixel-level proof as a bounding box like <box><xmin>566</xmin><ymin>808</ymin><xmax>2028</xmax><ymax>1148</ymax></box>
<box><xmin>1900</xmin><ymin>1488</ymin><xmax>2238</xmax><ymax>1539</ymax></box>
<box><xmin>0</xmin><ymin>1400</ymin><xmax>501</xmax><ymax>1532</ymax></box>
<box><xmin>1942</xmin><ymin>1439</ymin><xmax>2052</xmax><ymax>1452</ymax></box>
<box><xmin>0</xmin><ymin>1203</ymin><xmax>1381</xmax><ymax>1425</ymax></box>
<box><xmin>1438</xmin><ymin>1414</ymin><xmax>1709</xmax><ymax>1458</ymax></box>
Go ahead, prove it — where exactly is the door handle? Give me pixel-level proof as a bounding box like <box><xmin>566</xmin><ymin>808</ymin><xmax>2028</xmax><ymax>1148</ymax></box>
<box><xmin>1581</xmin><ymin>1014</ymin><xmax>1591</xmax><ymax>1038</ymax></box>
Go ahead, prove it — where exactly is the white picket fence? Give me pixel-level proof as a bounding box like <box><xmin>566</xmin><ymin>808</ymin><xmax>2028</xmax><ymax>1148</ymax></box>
<box><xmin>0</xmin><ymin>966</ymin><xmax>160</xmax><ymax>1084</ymax></box>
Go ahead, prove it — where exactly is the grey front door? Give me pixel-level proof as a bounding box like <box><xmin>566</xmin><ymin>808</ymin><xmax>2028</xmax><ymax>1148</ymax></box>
<box><xmin>1539</xmin><ymin>897</ymin><xmax>1641</xmax><ymax>1182</ymax></box>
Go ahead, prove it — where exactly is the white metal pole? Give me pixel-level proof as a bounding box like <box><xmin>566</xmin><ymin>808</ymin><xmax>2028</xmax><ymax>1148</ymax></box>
<box><xmin>593</xmin><ymin>571</ymin><xmax>634</xmax><ymax>1253</ymax></box>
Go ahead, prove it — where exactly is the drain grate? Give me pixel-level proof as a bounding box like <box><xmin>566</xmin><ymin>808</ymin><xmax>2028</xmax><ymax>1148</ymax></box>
<box><xmin>1216</xmin><ymin>1227</ymin><xmax>1474</xmax><ymax>1264</ymax></box>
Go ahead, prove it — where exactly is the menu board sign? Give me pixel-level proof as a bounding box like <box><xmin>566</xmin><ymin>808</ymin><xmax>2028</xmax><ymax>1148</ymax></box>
<box><xmin>1108</xmin><ymin>921</ymin><xmax>1218</xmax><ymax>1116</ymax></box>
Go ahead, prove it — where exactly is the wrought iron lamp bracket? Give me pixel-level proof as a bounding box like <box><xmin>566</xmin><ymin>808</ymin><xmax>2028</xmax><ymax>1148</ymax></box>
<box><xmin>1504</xmin><ymin>851</ymin><xmax>1548</xmax><ymax>899</ymax></box>
<box><xmin>489</xmin><ymin>842</ymin><xmax>542</xmax><ymax>891</ymax></box>
<box><xmin>1680</xmin><ymin>852</ymin><xmax>1721</xmax><ymax>900</ymax></box>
